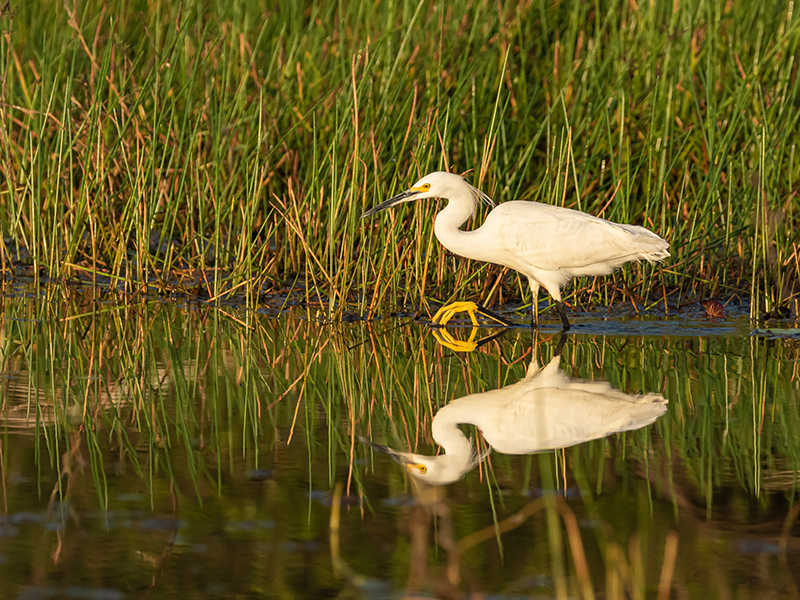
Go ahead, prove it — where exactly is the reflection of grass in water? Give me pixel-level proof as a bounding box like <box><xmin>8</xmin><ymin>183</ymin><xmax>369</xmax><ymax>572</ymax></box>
<box><xmin>1</xmin><ymin>2</ymin><xmax>799</xmax><ymax>318</ymax></box>
<box><xmin>1</xmin><ymin>292</ymin><xmax>799</xmax><ymax>595</ymax></box>
<box><xmin>307</xmin><ymin>322</ymin><xmax>800</xmax><ymax>597</ymax></box>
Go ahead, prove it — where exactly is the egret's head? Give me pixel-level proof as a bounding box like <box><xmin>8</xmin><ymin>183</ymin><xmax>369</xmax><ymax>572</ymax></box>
<box><xmin>361</xmin><ymin>171</ymin><xmax>494</xmax><ymax>218</ymax></box>
<box><xmin>403</xmin><ymin>457</ymin><xmax>432</xmax><ymax>479</ymax></box>
<box><xmin>400</xmin><ymin>451</ymin><xmax>486</xmax><ymax>485</ymax></box>
<box><xmin>358</xmin><ymin>435</ymin><xmax>479</xmax><ymax>486</ymax></box>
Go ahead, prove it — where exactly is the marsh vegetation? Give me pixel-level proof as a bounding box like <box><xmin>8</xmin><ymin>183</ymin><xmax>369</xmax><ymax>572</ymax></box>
<box><xmin>2</xmin><ymin>1</ymin><xmax>800</xmax><ymax>598</ymax></box>
<box><xmin>1</xmin><ymin>0</ymin><xmax>799</xmax><ymax>321</ymax></box>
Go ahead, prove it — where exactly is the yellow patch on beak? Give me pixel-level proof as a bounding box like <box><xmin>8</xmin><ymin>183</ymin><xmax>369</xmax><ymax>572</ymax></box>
<box><xmin>405</xmin><ymin>463</ymin><xmax>427</xmax><ymax>474</ymax></box>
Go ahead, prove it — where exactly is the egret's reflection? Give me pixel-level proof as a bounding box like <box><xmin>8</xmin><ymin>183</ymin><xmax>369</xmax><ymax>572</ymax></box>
<box><xmin>363</xmin><ymin>340</ymin><xmax>667</xmax><ymax>485</ymax></box>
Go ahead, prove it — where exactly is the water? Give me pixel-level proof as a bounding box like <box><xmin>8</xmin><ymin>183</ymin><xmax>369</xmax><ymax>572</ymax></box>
<box><xmin>1</xmin><ymin>290</ymin><xmax>799</xmax><ymax>598</ymax></box>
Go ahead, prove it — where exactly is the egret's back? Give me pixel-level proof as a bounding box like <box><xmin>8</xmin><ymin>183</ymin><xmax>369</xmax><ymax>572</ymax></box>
<box><xmin>488</xmin><ymin>201</ymin><xmax>667</xmax><ymax>268</ymax></box>
<box><xmin>436</xmin><ymin>357</ymin><xmax>665</xmax><ymax>455</ymax></box>
<box><xmin>469</xmin><ymin>201</ymin><xmax>669</xmax><ymax>300</ymax></box>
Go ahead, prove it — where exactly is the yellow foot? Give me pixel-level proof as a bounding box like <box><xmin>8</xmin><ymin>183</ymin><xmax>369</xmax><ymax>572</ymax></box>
<box><xmin>432</xmin><ymin>301</ymin><xmax>481</xmax><ymax>327</ymax></box>
<box><xmin>431</xmin><ymin>301</ymin><xmax>512</xmax><ymax>327</ymax></box>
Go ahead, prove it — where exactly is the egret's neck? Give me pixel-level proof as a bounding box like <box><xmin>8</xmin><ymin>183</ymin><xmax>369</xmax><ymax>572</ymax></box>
<box><xmin>433</xmin><ymin>199</ymin><xmax>478</xmax><ymax>258</ymax></box>
<box><xmin>421</xmin><ymin>399</ymin><xmax>487</xmax><ymax>484</ymax></box>
<box><xmin>431</xmin><ymin>402</ymin><xmax>475</xmax><ymax>459</ymax></box>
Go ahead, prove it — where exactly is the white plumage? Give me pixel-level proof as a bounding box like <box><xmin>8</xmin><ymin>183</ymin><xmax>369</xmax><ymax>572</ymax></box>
<box><xmin>363</xmin><ymin>171</ymin><xmax>670</xmax><ymax>329</ymax></box>
<box><xmin>362</xmin><ymin>352</ymin><xmax>668</xmax><ymax>485</ymax></box>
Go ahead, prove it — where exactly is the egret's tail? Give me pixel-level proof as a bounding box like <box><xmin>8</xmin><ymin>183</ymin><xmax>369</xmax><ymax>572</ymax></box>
<box><xmin>621</xmin><ymin>224</ymin><xmax>670</xmax><ymax>264</ymax></box>
<box><xmin>641</xmin><ymin>245</ymin><xmax>670</xmax><ymax>264</ymax></box>
<box><xmin>622</xmin><ymin>393</ymin><xmax>668</xmax><ymax>428</ymax></box>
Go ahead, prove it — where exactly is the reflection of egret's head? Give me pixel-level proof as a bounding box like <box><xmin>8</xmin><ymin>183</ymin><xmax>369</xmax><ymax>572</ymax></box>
<box><xmin>405</xmin><ymin>461</ymin><xmax>428</xmax><ymax>476</ymax></box>
<box><xmin>359</xmin><ymin>436</ymin><xmax>485</xmax><ymax>486</ymax></box>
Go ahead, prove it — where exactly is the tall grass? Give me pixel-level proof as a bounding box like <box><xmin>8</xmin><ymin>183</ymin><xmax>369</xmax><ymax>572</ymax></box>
<box><xmin>1</xmin><ymin>0</ymin><xmax>799</xmax><ymax>319</ymax></box>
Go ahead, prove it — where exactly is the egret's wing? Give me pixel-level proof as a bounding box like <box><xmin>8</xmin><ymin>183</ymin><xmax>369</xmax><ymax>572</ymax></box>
<box><xmin>490</xmin><ymin>202</ymin><xmax>662</xmax><ymax>272</ymax></box>
<box><xmin>493</xmin><ymin>385</ymin><xmax>667</xmax><ymax>453</ymax></box>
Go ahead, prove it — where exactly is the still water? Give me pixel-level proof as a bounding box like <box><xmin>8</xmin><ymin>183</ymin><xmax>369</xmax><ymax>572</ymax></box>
<box><xmin>0</xmin><ymin>290</ymin><xmax>798</xmax><ymax>599</ymax></box>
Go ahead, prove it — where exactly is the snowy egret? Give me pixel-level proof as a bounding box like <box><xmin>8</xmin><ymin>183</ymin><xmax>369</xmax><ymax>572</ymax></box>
<box><xmin>361</xmin><ymin>344</ymin><xmax>667</xmax><ymax>485</ymax></box>
<box><xmin>362</xmin><ymin>171</ymin><xmax>670</xmax><ymax>330</ymax></box>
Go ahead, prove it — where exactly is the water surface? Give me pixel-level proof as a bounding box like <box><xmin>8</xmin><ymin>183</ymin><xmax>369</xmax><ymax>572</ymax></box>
<box><xmin>1</xmin><ymin>290</ymin><xmax>798</xmax><ymax>598</ymax></box>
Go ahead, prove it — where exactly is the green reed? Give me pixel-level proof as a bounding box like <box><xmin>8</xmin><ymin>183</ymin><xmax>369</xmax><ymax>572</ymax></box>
<box><xmin>1</xmin><ymin>0</ymin><xmax>799</xmax><ymax>320</ymax></box>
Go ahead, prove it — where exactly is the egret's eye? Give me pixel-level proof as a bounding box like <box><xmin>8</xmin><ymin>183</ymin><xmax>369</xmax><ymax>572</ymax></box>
<box><xmin>418</xmin><ymin>465</ymin><xmax>427</xmax><ymax>474</ymax></box>
<box><xmin>421</xmin><ymin>183</ymin><xmax>431</xmax><ymax>191</ymax></box>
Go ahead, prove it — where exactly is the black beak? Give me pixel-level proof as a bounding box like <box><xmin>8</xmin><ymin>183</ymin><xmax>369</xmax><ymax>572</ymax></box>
<box><xmin>358</xmin><ymin>436</ymin><xmax>409</xmax><ymax>464</ymax></box>
<box><xmin>361</xmin><ymin>190</ymin><xmax>419</xmax><ymax>218</ymax></box>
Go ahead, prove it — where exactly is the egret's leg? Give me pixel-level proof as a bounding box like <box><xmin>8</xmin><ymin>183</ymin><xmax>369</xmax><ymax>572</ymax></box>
<box><xmin>556</xmin><ymin>302</ymin><xmax>571</xmax><ymax>331</ymax></box>
<box><xmin>528</xmin><ymin>279</ymin><xmax>540</xmax><ymax>330</ymax></box>
<box><xmin>553</xmin><ymin>331</ymin><xmax>568</xmax><ymax>356</ymax></box>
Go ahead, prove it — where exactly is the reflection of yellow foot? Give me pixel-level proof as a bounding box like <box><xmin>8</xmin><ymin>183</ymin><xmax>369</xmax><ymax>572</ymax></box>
<box><xmin>431</xmin><ymin>327</ymin><xmax>480</xmax><ymax>352</ymax></box>
<box><xmin>430</xmin><ymin>327</ymin><xmax>508</xmax><ymax>353</ymax></box>
<box><xmin>431</xmin><ymin>301</ymin><xmax>511</xmax><ymax>327</ymax></box>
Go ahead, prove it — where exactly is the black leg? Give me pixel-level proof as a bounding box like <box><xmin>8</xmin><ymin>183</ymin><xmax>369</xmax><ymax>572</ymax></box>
<box><xmin>474</xmin><ymin>303</ymin><xmax>513</xmax><ymax>327</ymax></box>
<box><xmin>531</xmin><ymin>301</ymin><xmax>539</xmax><ymax>330</ymax></box>
<box><xmin>556</xmin><ymin>302</ymin><xmax>571</xmax><ymax>331</ymax></box>
<box><xmin>553</xmin><ymin>332</ymin><xmax>568</xmax><ymax>356</ymax></box>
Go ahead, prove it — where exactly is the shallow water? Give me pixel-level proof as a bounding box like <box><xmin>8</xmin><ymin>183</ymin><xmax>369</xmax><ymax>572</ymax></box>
<box><xmin>1</xmin><ymin>290</ymin><xmax>799</xmax><ymax>599</ymax></box>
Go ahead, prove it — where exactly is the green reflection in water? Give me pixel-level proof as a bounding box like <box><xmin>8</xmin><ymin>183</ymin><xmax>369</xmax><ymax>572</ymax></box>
<box><xmin>0</xmin><ymin>291</ymin><xmax>798</xmax><ymax>598</ymax></box>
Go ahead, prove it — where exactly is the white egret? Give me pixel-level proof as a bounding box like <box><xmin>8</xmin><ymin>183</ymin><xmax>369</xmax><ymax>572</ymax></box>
<box><xmin>362</xmin><ymin>171</ymin><xmax>670</xmax><ymax>330</ymax></box>
<box><xmin>361</xmin><ymin>348</ymin><xmax>668</xmax><ymax>485</ymax></box>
